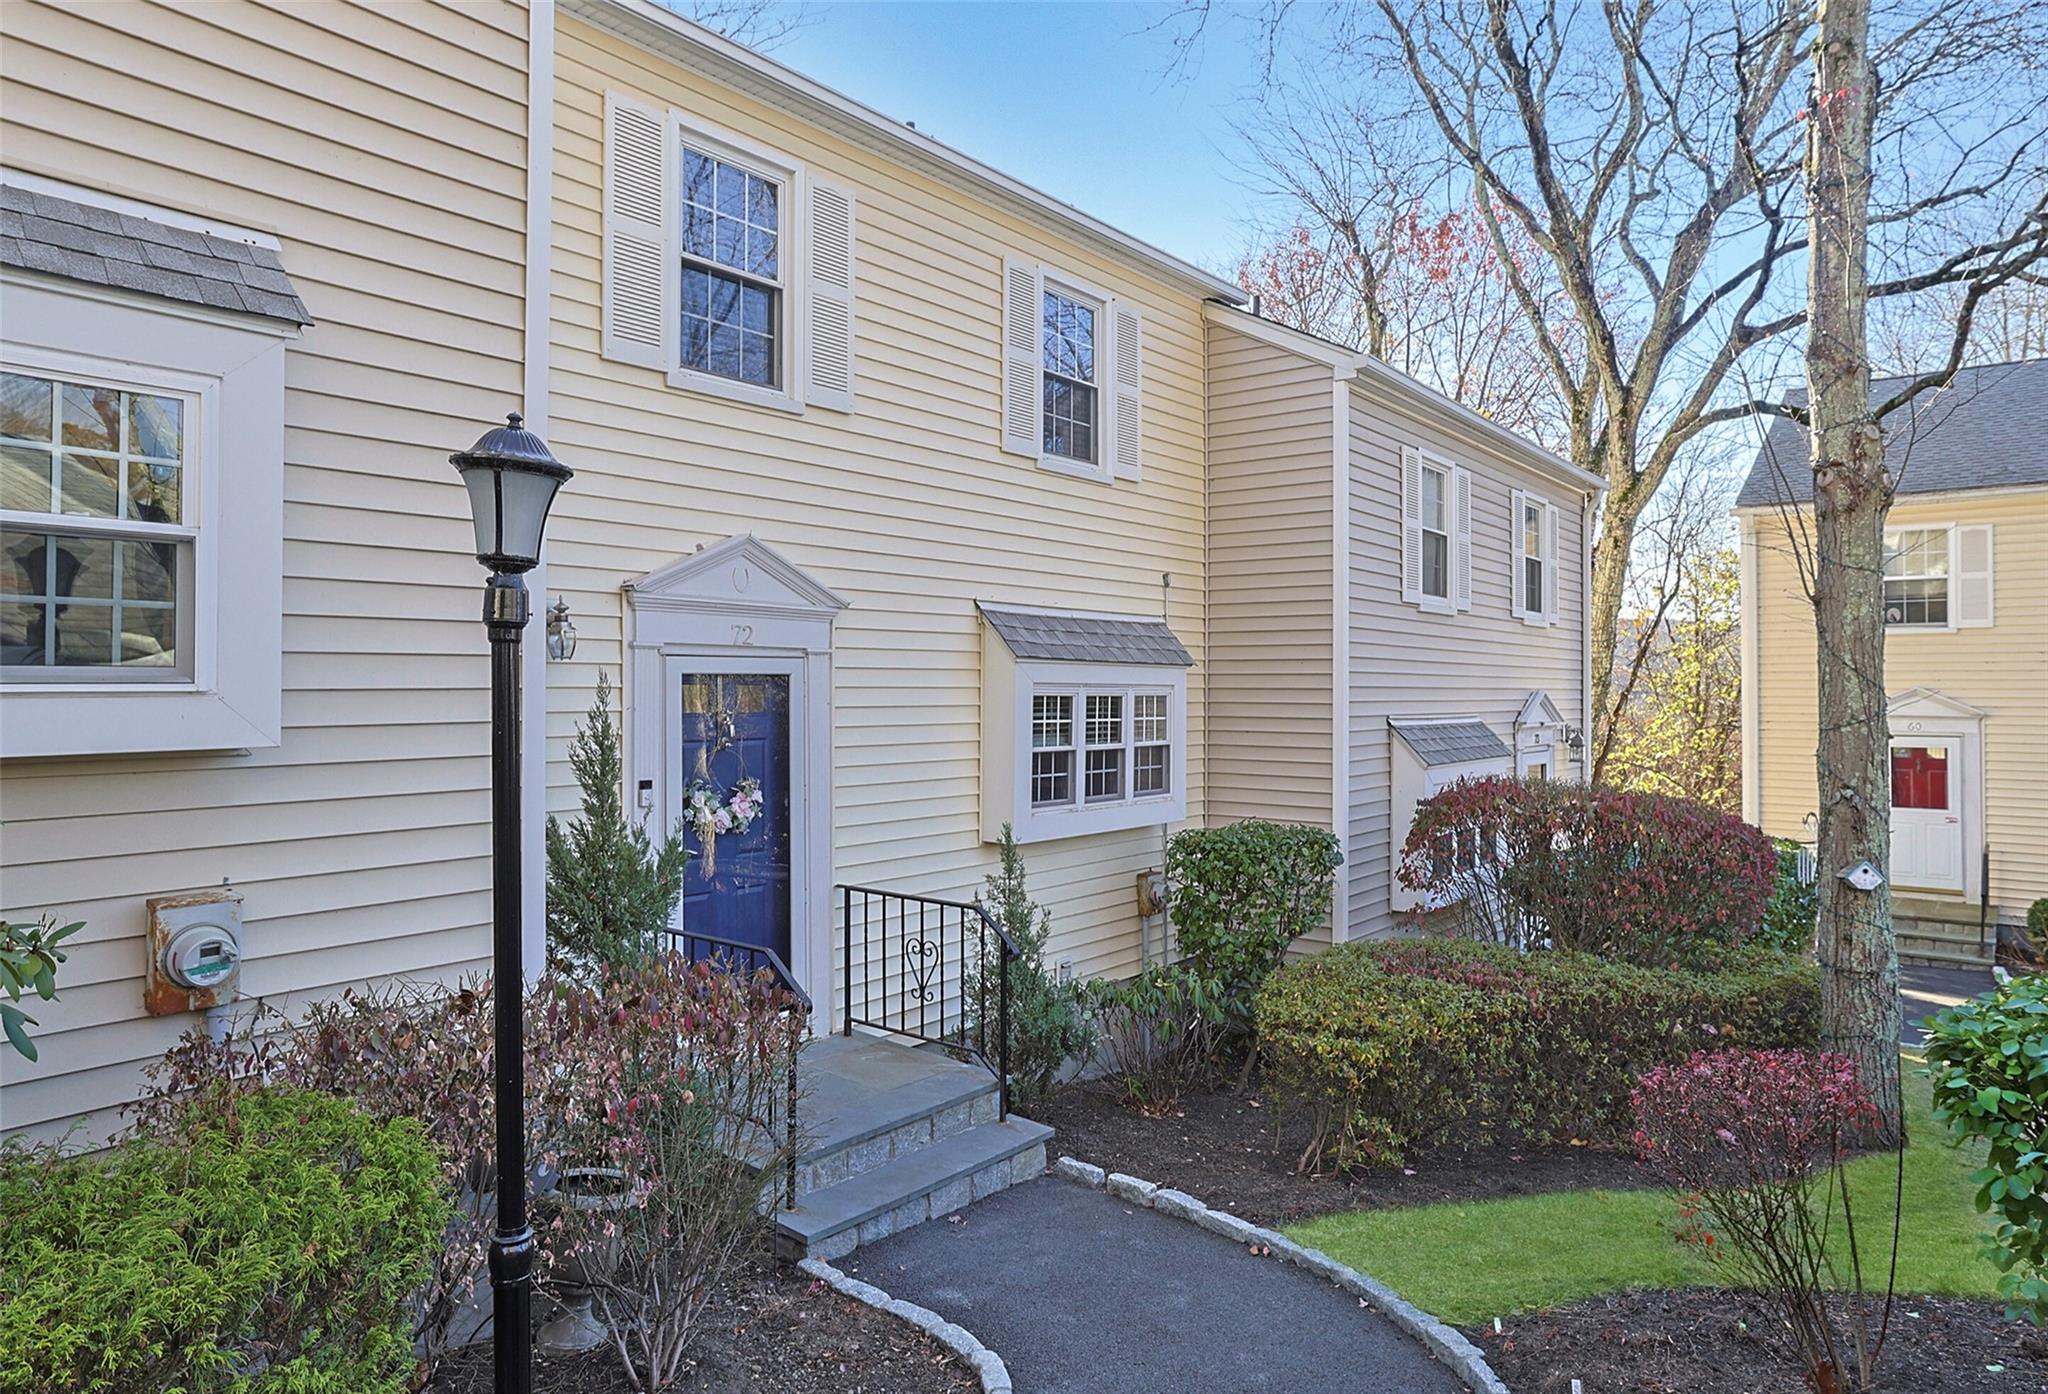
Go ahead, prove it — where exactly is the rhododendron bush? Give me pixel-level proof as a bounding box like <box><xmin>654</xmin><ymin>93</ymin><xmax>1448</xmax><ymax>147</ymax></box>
<box><xmin>1633</xmin><ymin>1050</ymin><xmax>1889</xmax><ymax>1394</ymax></box>
<box><xmin>1398</xmin><ymin>775</ymin><xmax>1777</xmax><ymax>967</ymax></box>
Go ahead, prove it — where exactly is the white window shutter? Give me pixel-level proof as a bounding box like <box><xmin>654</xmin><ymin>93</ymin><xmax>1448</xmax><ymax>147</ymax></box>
<box><xmin>804</xmin><ymin>178</ymin><xmax>856</xmax><ymax>412</ymax></box>
<box><xmin>1954</xmin><ymin>524</ymin><xmax>1993</xmax><ymax>626</ymax></box>
<box><xmin>1108</xmin><ymin>299</ymin><xmax>1143</xmax><ymax>480</ymax></box>
<box><xmin>1509</xmin><ymin>488</ymin><xmax>1528</xmax><ymax>617</ymax></box>
<box><xmin>1400</xmin><ymin>446</ymin><xmax>1423</xmax><ymax>604</ymax></box>
<box><xmin>602</xmin><ymin>92</ymin><xmax>670</xmax><ymax>371</ymax></box>
<box><xmin>1543</xmin><ymin>502</ymin><xmax>1560</xmax><ymax>626</ymax></box>
<box><xmin>1000</xmin><ymin>258</ymin><xmax>1043</xmax><ymax>456</ymax></box>
<box><xmin>1452</xmin><ymin>464</ymin><xmax>1473</xmax><ymax>612</ymax></box>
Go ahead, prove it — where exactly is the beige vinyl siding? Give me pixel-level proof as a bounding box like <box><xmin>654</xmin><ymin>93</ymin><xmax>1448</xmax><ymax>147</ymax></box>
<box><xmin>1201</xmin><ymin>319</ymin><xmax>1337</xmax><ymax>949</ymax></box>
<box><xmin>1344</xmin><ymin>377</ymin><xmax>1589</xmax><ymax>939</ymax></box>
<box><xmin>0</xmin><ymin>0</ymin><xmax>530</xmax><ymax>1139</ymax></box>
<box><xmin>544</xmin><ymin>17</ymin><xmax>1207</xmax><ymax>989</ymax></box>
<box><xmin>1202</xmin><ymin>322</ymin><xmax>1336</xmax><ymax>824</ymax></box>
<box><xmin>1748</xmin><ymin>489</ymin><xmax>2048</xmax><ymax>919</ymax></box>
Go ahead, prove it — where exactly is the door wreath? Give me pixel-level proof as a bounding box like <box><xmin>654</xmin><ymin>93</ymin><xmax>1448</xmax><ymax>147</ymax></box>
<box><xmin>682</xmin><ymin>776</ymin><xmax>762</xmax><ymax>876</ymax></box>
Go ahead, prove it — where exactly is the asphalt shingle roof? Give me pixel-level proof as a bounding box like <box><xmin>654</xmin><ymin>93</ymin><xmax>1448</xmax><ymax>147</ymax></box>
<box><xmin>1735</xmin><ymin>358</ymin><xmax>2048</xmax><ymax>507</ymax></box>
<box><xmin>1</xmin><ymin>184</ymin><xmax>311</xmax><ymax>326</ymax></box>
<box><xmin>1388</xmin><ymin>718</ymin><xmax>1511</xmax><ymax>768</ymax></box>
<box><xmin>978</xmin><ymin>603</ymin><xmax>1195</xmax><ymax>667</ymax></box>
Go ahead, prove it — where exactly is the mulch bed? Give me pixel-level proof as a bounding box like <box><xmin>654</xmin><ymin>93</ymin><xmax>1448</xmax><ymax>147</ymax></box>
<box><xmin>1466</xmin><ymin>1289</ymin><xmax>2048</xmax><ymax>1394</ymax></box>
<box><xmin>1025</xmin><ymin>1079</ymin><xmax>1651</xmax><ymax>1226</ymax></box>
<box><xmin>435</xmin><ymin>1260</ymin><xmax>976</xmax><ymax>1393</ymax></box>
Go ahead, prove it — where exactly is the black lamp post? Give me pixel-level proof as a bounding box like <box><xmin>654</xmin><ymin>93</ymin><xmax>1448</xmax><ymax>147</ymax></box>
<box><xmin>449</xmin><ymin>412</ymin><xmax>571</xmax><ymax>1394</ymax></box>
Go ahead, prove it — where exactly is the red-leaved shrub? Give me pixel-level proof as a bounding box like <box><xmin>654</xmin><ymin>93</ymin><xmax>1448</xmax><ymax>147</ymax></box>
<box><xmin>1399</xmin><ymin>776</ymin><xmax>1777</xmax><ymax>967</ymax></box>
<box><xmin>1632</xmin><ymin>1050</ymin><xmax>1889</xmax><ymax>1393</ymax></box>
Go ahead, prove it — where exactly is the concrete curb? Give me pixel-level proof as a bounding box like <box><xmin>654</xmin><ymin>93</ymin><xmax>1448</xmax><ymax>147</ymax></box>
<box><xmin>798</xmin><ymin>1255</ymin><xmax>1014</xmax><ymax>1394</ymax></box>
<box><xmin>1052</xmin><ymin>1155</ymin><xmax>1511</xmax><ymax>1394</ymax></box>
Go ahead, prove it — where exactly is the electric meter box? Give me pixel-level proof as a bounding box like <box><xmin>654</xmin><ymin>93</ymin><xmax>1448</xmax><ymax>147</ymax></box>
<box><xmin>145</xmin><ymin>889</ymin><xmax>243</xmax><ymax>1016</ymax></box>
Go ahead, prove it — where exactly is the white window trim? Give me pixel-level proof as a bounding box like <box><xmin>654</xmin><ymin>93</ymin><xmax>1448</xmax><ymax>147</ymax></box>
<box><xmin>1036</xmin><ymin>269</ymin><xmax>1114</xmax><ymax>485</ymax></box>
<box><xmin>984</xmin><ymin>655</ymin><xmax>1188</xmax><ymax>843</ymax></box>
<box><xmin>665</xmin><ymin>112</ymin><xmax>809</xmax><ymax>415</ymax></box>
<box><xmin>1</xmin><ymin>274</ymin><xmax>290</xmax><ymax>757</ymax></box>
<box><xmin>1512</xmin><ymin>487</ymin><xmax>1557</xmax><ymax>626</ymax></box>
<box><xmin>1883</xmin><ymin>522</ymin><xmax>1994</xmax><ymax>633</ymax></box>
<box><xmin>1415</xmin><ymin>452</ymin><xmax>1456</xmax><ymax>614</ymax></box>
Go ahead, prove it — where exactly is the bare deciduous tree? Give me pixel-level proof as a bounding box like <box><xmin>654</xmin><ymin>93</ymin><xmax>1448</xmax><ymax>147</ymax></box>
<box><xmin>1167</xmin><ymin>0</ymin><xmax>2048</xmax><ymax>775</ymax></box>
<box><xmin>657</xmin><ymin>0</ymin><xmax>814</xmax><ymax>51</ymax></box>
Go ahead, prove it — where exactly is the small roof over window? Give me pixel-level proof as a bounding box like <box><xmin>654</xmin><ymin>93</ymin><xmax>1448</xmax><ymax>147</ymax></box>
<box><xmin>977</xmin><ymin>602</ymin><xmax>1194</xmax><ymax>667</ymax></box>
<box><xmin>1388</xmin><ymin>717</ymin><xmax>1510</xmax><ymax>768</ymax></box>
<box><xmin>2</xmin><ymin>184</ymin><xmax>311</xmax><ymax>325</ymax></box>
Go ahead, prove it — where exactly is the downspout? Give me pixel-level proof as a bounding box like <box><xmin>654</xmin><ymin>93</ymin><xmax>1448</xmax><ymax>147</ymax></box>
<box><xmin>520</xmin><ymin>0</ymin><xmax>557</xmax><ymax>980</ymax></box>
<box><xmin>1153</xmin><ymin>571</ymin><xmax>1172</xmax><ymax>967</ymax></box>
<box><xmin>1330</xmin><ymin>369</ymin><xmax>1353</xmax><ymax>939</ymax></box>
<box><xmin>1738</xmin><ymin>511</ymin><xmax>1762</xmax><ymax>825</ymax></box>
<box><xmin>1582</xmin><ymin>491</ymin><xmax>1595</xmax><ymax>784</ymax></box>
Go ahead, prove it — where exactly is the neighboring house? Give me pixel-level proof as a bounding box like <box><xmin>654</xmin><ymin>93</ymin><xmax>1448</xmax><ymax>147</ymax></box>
<box><xmin>0</xmin><ymin>0</ymin><xmax>1596</xmax><ymax>1186</ymax></box>
<box><xmin>1737</xmin><ymin>357</ymin><xmax>2048</xmax><ymax>965</ymax></box>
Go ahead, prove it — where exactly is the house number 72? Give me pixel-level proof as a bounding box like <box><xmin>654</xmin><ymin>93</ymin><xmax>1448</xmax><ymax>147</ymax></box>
<box><xmin>730</xmin><ymin>624</ymin><xmax>755</xmax><ymax>646</ymax></box>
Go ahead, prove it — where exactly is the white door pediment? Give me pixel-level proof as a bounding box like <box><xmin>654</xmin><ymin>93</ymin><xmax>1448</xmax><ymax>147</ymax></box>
<box><xmin>627</xmin><ymin>534</ymin><xmax>851</xmax><ymax>621</ymax></box>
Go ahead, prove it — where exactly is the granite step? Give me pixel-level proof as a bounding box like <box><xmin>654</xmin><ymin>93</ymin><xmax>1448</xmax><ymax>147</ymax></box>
<box><xmin>776</xmin><ymin>1115</ymin><xmax>1053</xmax><ymax>1262</ymax></box>
<box><xmin>794</xmin><ymin>1034</ymin><xmax>1001</xmax><ymax>1193</ymax></box>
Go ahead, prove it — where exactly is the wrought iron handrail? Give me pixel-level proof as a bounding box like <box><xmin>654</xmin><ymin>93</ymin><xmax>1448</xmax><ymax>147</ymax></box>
<box><xmin>837</xmin><ymin>883</ymin><xmax>1021</xmax><ymax>1119</ymax></box>
<box><xmin>665</xmin><ymin>928</ymin><xmax>810</xmax><ymax>1209</ymax></box>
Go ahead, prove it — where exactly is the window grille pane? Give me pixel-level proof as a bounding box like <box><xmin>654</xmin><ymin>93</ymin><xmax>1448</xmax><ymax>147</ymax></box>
<box><xmin>1423</xmin><ymin>530</ymin><xmax>1449</xmax><ymax>599</ymax></box>
<box><xmin>129</xmin><ymin>395</ymin><xmax>183</xmax><ymax>461</ymax></box>
<box><xmin>1134</xmin><ymin>742</ymin><xmax>1169</xmax><ymax>795</ymax></box>
<box><xmin>1421</xmin><ymin>466</ymin><xmax>1446</xmax><ymax>533</ymax></box>
<box><xmin>0</xmin><ymin>528</ymin><xmax>181</xmax><ymax>671</ymax></box>
<box><xmin>1</xmin><ymin>444</ymin><xmax>51</xmax><ymax>513</ymax></box>
<box><xmin>1084</xmin><ymin>746</ymin><xmax>1124</xmax><ymax>803</ymax></box>
<box><xmin>1085</xmin><ymin>692</ymin><xmax>1122</xmax><ymax>746</ymax></box>
<box><xmin>1133</xmin><ymin>693</ymin><xmax>1167</xmax><ymax>744</ymax></box>
<box><xmin>1031</xmin><ymin>749</ymin><xmax>1073</xmax><ymax>806</ymax></box>
<box><xmin>1525</xmin><ymin>555</ymin><xmax>1544</xmax><ymax>614</ymax></box>
<box><xmin>58</xmin><ymin>451</ymin><xmax>118</xmax><ymax>519</ymax></box>
<box><xmin>0</xmin><ymin>372</ymin><xmax>52</xmax><ymax>440</ymax></box>
<box><xmin>1032</xmin><ymin>693</ymin><xmax>1073</xmax><ymax>749</ymax></box>
<box><xmin>61</xmin><ymin>383</ymin><xmax>119</xmax><ymax>451</ymax></box>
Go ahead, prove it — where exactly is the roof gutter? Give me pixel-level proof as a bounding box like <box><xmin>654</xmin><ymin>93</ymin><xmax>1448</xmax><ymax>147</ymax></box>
<box><xmin>569</xmin><ymin>0</ymin><xmax>1246</xmax><ymax>305</ymax></box>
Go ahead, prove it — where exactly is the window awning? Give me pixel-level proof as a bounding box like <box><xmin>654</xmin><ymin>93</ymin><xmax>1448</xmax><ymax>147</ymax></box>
<box><xmin>1388</xmin><ymin>717</ymin><xmax>1510</xmax><ymax>768</ymax></box>
<box><xmin>2</xmin><ymin>184</ymin><xmax>312</xmax><ymax>326</ymax></box>
<box><xmin>977</xmin><ymin>602</ymin><xmax>1194</xmax><ymax>667</ymax></box>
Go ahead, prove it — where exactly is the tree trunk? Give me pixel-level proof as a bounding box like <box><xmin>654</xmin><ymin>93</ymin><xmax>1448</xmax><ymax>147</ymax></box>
<box><xmin>1806</xmin><ymin>0</ymin><xmax>1902</xmax><ymax>1141</ymax></box>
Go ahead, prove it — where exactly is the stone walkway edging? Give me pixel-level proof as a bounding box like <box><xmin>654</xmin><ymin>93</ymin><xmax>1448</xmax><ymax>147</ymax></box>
<box><xmin>797</xmin><ymin>1255</ymin><xmax>1014</xmax><ymax>1394</ymax></box>
<box><xmin>1051</xmin><ymin>1156</ymin><xmax>1511</xmax><ymax>1394</ymax></box>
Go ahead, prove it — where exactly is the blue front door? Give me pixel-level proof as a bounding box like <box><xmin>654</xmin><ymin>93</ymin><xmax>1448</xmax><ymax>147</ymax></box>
<box><xmin>677</xmin><ymin>671</ymin><xmax>792</xmax><ymax>965</ymax></box>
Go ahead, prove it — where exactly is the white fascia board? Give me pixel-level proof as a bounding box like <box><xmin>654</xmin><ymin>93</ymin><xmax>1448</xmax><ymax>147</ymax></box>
<box><xmin>568</xmin><ymin>0</ymin><xmax>1245</xmax><ymax>305</ymax></box>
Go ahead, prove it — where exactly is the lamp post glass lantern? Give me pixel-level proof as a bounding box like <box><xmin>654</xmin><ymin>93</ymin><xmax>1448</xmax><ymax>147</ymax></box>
<box><xmin>450</xmin><ymin>412</ymin><xmax>570</xmax><ymax>1394</ymax></box>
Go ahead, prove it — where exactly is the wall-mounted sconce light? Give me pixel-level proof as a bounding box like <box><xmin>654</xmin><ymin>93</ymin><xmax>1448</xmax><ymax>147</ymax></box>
<box><xmin>546</xmin><ymin>596</ymin><xmax>576</xmax><ymax>661</ymax></box>
<box><xmin>1563</xmin><ymin>723</ymin><xmax>1585</xmax><ymax>756</ymax></box>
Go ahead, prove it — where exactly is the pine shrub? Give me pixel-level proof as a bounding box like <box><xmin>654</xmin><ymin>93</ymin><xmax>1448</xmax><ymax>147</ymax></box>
<box><xmin>546</xmin><ymin>671</ymin><xmax>689</xmax><ymax>975</ymax></box>
<box><xmin>965</xmin><ymin>824</ymin><xmax>1093</xmax><ymax>1105</ymax></box>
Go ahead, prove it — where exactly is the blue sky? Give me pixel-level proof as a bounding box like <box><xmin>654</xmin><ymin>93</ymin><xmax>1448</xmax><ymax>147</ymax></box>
<box><xmin>768</xmin><ymin>1</ymin><xmax>1265</xmax><ymax>273</ymax></box>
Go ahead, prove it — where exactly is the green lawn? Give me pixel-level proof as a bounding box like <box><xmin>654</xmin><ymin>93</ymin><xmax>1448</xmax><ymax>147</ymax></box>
<box><xmin>1284</xmin><ymin>1056</ymin><xmax>1993</xmax><ymax>1325</ymax></box>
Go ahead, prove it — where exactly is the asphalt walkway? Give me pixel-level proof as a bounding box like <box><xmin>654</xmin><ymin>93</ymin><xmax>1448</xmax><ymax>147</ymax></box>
<box><xmin>1901</xmin><ymin>962</ymin><xmax>1993</xmax><ymax>1048</ymax></box>
<box><xmin>842</xmin><ymin>1176</ymin><xmax>1472</xmax><ymax>1394</ymax></box>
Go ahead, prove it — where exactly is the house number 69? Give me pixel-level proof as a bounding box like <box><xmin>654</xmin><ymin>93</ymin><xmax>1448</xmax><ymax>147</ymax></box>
<box><xmin>730</xmin><ymin>624</ymin><xmax>755</xmax><ymax>646</ymax></box>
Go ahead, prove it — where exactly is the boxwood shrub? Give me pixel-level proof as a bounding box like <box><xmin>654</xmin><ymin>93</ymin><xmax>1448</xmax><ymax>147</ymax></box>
<box><xmin>1255</xmin><ymin>938</ymin><xmax>1819</xmax><ymax>1171</ymax></box>
<box><xmin>0</xmin><ymin>1088</ymin><xmax>446</xmax><ymax>1394</ymax></box>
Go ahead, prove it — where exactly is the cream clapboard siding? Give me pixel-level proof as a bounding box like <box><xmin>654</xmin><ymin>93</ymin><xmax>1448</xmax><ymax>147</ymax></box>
<box><xmin>1345</xmin><ymin>377</ymin><xmax>1590</xmax><ymax>939</ymax></box>
<box><xmin>1201</xmin><ymin>318</ymin><xmax>1338</xmax><ymax>946</ymax></box>
<box><xmin>0</xmin><ymin>0</ymin><xmax>530</xmax><ymax>1139</ymax></box>
<box><xmin>543</xmin><ymin>17</ymin><xmax>1207</xmax><ymax>987</ymax></box>
<box><xmin>1748</xmin><ymin>488</ymin><xmax>2048</xmax><ymax>918</ymax></box>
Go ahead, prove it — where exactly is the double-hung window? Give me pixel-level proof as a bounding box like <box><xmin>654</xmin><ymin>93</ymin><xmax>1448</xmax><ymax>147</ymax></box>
<box><xmin>679</xmin><ymin>144</ymin><xmax>783</xmax><ymax>390</ymax></box>
<box><xmin>1419</xmin><ymin>460</ymin><xmax>1450</xmax><ymax>602</ymax></box>
<box><xmin>1512</xmin><ymin>488</ymin><xmax>1558</xmax><ymax>625</ymax></box>
<box><xmin>1882</xmin><ymin>527</ymin><xmax>1950</xmax><ymax>627</ymax></box>
<box><xmin>1041</xmin><ymin>287</ymin><xmax>1098</xmax><ymax>465</ymax></box>
<box><xmin>1030</xmin><ymin>693</ymin><xmax>1075</xmax><ymax>807</ymax></box>
<box><xmin>2</xmin><ymin>369</ymin><xmax>193</xmax><ymax>679</ymax></box>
